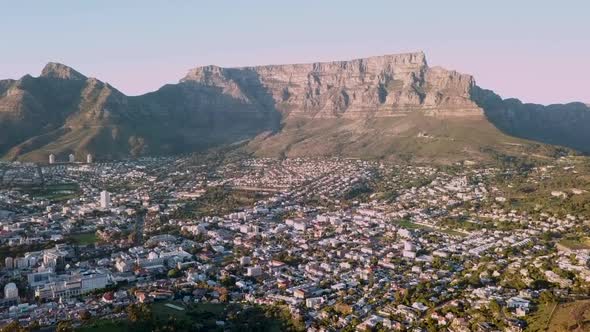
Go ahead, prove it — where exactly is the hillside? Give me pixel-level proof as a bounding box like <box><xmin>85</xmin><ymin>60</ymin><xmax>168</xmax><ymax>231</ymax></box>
<box><xmin>0</xmin><ymin>52</ymin><xmax>587</xmax><ymax>163</ymax></box>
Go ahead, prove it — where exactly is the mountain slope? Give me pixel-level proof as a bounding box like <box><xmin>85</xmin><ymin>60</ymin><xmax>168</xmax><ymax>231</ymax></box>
<box><xmin>0</xmin><ymin>63</ymin><xmax>281</xmax><ymax>162</ymax></box>
<box><xmin>0</xmin><ymin>53</ymin><xmax>587</xmax><ymax>163</ymax></box>
<box><xmin>0</xmin><ymin>64</ymin><xmax>145</xmax><ymax>161</ymax></box>
<box><xmin>472</xmin><ymin>87</ymin><xmax>590</xmax><ymax>154</ymax></box>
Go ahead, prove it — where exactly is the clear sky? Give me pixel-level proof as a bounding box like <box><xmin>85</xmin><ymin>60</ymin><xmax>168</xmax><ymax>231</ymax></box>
<box><xmin>1</xmin><ymin>0</ymin><xmax>588</xmax><ymax>104</ymax></box>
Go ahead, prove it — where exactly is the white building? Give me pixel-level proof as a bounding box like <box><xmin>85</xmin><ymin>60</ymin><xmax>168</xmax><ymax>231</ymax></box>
<box><xmin>4</xmin><ymin>283</ymin><xmax>18</xmax><ymax>299</ymax></box>
<box><xmin>43</xmin><ymin>250</ymin><xmax>66</xmax><ymax>268</ymax></box>
<box><xmin>246</xmin><ymin>266</ymin><xmax>262</xmax><ymax>277</ymax></box>
<box><xmin>48</xmin><ymin>154</ymin><xmax>56</xmax><ymax>164</ymax></box>
<box><xmin>4</xmin><ymin>257</ymin><xmax>13</xmax><ymax>269</ymax></box>
<box><xmin>305</xmin><ymin>297</ymin><xmax>325</xmax><ymax>308</ymax></box>
<box><xmin>403</xmin><ymin>250</ymin><xmax>416</xmax><ymax>259</ymax></box>
<box><xmin>86</xmin><ymin>154</ymin><xmax>93</xmax><ymax>163</ymax></box>
<box><xmin>68</xmin><ymin>154</ymin><xmax>75</xmax><ymax>163</ymax></box>
<box><xmin>81</xmin><ymin>273</ymin><xmax>108</xmax><ymax>292</ymax></box>
<box><xmin>34</xmin><ymin>273</ymin><xmax>108</xmax><ymax>300</ymax></box>
<box><xmin>27</xmin><ymin>270</ymin><xmax>54</xmax><ymax>287</ymax></box>
<box><xmin>14</xmin><ymin>257</ymin><xmax>29</xmax><ymax>270</ymax></box>
<box><xmin>117</xmin><ymin>259</ymin><xmax>133</xmax><ymax>272</ymax></box>
<box><xmin>293</xmin><ymin>221</ymin><xmax>306</xmax><ymax>232</ymax></box>
<box><xmin>100</xmin><ymin>190</ymin><xmax>111</xmax><ymax>209</ymax></box>
<box><xmin>404</xmin><ymin>241</ymin><xmax>416</xmax><ymax>252</ymax></box>
<box><xmin>398</xmin><ymin>228</ymin><xmax>412</xmax><ymax>238</ymax></box>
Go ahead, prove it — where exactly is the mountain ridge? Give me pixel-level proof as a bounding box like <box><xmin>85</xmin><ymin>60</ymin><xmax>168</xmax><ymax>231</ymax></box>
<box><xmin>0</xmin><ymin>52</ymin><xmax>588</xmax><ymax>163</ymax></box>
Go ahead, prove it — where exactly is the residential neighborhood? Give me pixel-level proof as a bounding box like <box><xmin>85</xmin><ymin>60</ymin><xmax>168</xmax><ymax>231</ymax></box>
<box><xmin>0</xmin><ymin>155</ymin><xmax>589</xmax><ymax>331</ymax></box>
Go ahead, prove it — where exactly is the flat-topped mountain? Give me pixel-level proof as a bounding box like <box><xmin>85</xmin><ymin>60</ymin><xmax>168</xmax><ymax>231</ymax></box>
<box><xmin>0</xmin><ymin>52</ymin><xmax>588</xmax><ymax>163</ymax></box>
<box><xmin>181</xmin><ymin>52</ymin><xmax>482</xmax><ymax>118</ymax></box>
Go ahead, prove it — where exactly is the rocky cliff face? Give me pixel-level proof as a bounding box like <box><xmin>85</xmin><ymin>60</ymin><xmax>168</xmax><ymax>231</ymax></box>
<box><xmin>181</xmin><ymin>52</ymin><xmax>482</xmax><ymax>118</ymax></box>
<box><xmin>41</xmin><ymin>62</ymin><xmax>87</xmax><ymax>80</ymax></box>
<box><xmin>0</xmin><ymin>52</ymin><xmax>587</xmax><ymax>162</ymax></box>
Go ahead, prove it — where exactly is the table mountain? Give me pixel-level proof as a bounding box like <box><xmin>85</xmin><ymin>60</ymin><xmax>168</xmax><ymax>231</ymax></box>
<box><xmin>0</xmin><ymin>52</ymin><xmax>587</xmax><ymax>163</ymax></box>
<box><xmin>181</xmin><ymin>52</ymin><xmax>482</xmax><ymax>118</ymax></box>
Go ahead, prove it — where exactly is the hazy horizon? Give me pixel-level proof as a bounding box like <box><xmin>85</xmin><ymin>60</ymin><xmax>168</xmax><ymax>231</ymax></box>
<box><xmin>2</xmin><ymin>0</ymin><xmax>588</xmax><ymax>105</ymax></box>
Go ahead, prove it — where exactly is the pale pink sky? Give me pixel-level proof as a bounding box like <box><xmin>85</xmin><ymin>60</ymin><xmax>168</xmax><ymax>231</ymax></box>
<box><xmin>1</xmin><ymin>1</ymin><xmax>588</xmax><ymax>105</ymax></box>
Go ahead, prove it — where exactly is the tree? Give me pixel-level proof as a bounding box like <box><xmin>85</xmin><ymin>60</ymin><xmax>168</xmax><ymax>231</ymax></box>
<box><xmin>540</xmin><ymin>290</ymin><xmax>557</xmax><ymax>304</ymax></box>
<box><xmin>28</xmin><ymin>321</ymin><xmax>40</xmax><ymax>331</ymax></box>
<box><xmin>127</xmin><ymin>303</ymin><xmax>153</xmax><ymax>322</ymax></box>
<box><xmin>489</xmin><ymin>299</ymin><xmax>501</xmax><ymax>315</ymax></box>
<box><xmin>167</xmin><ymin>268</ymin><xmax>181</xmax><ymax>278</ymax></box>
<box><xmin>425</xmin><ymin>317</ymin><xmax>439</xmax><ymax>332</ymax></box>
<box><xmin>0</xmin><ymin>321</ymin><xmax>27</xmax><ymax>332</ymax></box>
<box><xmin>220</xmin><ymin>276</ymin><xmax>236</xmax><ymax>288</ymax></box>
<box><xmin>79</xmin><ymin>309</ymin><xmax>92</xmax><ymax>320</ymax></box>
<box><xmin>56</xmin><ymin>320</ymin><xmax>74</xmax><ymax>332</ymax></box>
<box><xmin>218</xmin><ymin>287</ymin><xmax>229</xmax><ymax>303</ymax></box>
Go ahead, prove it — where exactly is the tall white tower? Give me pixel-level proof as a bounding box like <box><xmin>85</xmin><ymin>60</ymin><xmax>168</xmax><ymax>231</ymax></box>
<box><xmin>68</xmin><ymin>154</ymin><xmax>75</xmax><ymax>163</ymax></box>
<box><xmin>49</xmin><ymin>154</ymin><xmax>55</xmax><ymax>164</ymax></box>
<box><xmin>4</xmin><ymin>283</ymin><xmax>18</xmax><ymax>299</ymax></box>
<box><xmin>100</xmin><ymin>190</ymin><xmax>111</xmax><ymax>209</ymax></box>
<box><xmin>86</xmin><ymin>154</ymin><xmax>93</xmax><ymax>163</ymax></box>
<box><xmin>4</xmin><ymin>257</ymin><xmax>13</xmax><ymax>269</ymax></box>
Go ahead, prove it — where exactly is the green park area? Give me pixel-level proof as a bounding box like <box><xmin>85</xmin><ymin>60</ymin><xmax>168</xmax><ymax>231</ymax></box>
<box><xmin>78</xmin><ymin>320</ymin><xmax>126</xmax><ymax>332</ymax></box>
<box><xmin>69</xmin><ymin>232</ymin><xmax>98</xmax><ymax>245</ymax></box>
<box><xmin>173</xmin><ymin>187</ymin><xmax>267</xmax><ymax>218</ymax></box>
<box><xmin>24</xmin><ymin>183</ymin><xmax>80</xmax><ymax>201</ymax></box>
<box><xmin>547</xmin><ymin>300</ymin><xmax>590</xmax><ymax>332</ymax></box>
<box><xmin>558</xmin><ymin>237</ymin><xmax>590</xmax><ymax>250</ymax></box>
<box><xmin>76</xmin><ymin>302</ymin><xmax>298</xmax><ymax>332</ymax></box>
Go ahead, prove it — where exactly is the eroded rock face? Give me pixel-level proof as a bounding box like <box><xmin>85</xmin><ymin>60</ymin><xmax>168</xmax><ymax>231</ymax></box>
<box><xmin>181</xmin><ymin>52</ymin><xmax>483</xmax><ymax>118</ymax></box>
<box><xmin>40</xmin><ymin>62</ymin><xmax>87</xmax><ymax>80</ymax></box>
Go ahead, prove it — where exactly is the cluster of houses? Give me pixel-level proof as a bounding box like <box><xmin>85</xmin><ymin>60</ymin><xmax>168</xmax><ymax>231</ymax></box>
<box><xmin>0</xmin><ymin>156</ymin><xmax>589</xmax><ymax>331</ymax></box>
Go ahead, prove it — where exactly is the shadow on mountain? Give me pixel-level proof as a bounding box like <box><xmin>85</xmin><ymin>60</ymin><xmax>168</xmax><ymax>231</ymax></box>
<box><xmin>130</xmin><ymin>69</ymin><xmax>281</xmax><ymax>156</ymax></box>
<box><xmin>471</xmin><ymin>86</ymin><xmax>590</xmax><ymax>154</ymax></box>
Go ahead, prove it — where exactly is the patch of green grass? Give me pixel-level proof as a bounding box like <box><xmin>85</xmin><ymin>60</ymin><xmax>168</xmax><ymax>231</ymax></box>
<box><xmin>526</xmin><ymin>301</ymin><xmax>556</xmax><ymax>332</ymax></box>
<box><xmin>70</xmin><ymin>232</ymin><xmax>97</xmax><ymax>245</ymax></box>
<box><xmin>77</xmin><ymin>319</ymin><xmax>128</xmax><ymax>332</ymax></box>
<box><xmin>437</xmin><ymin>228</ymin><xmax>468</xmax><ymax>237</ymax></box>
<box><xmin>557</xmin><ymin>236</ymin><xmax>590</xmax><ymax>250</ymax></box>
<box><xmin>25</xmin><ymin>182</ymin><xmax>80</xmax><ymax>201</ymax></box>
<box><xmin>190</xmin><ymin>302</ymin><xmax>225</xmax><ymax>315</ymax></box>
<box><xmin>152</xmin><ymin>301</ymin><xmax>225</xmax><ymax>320</ymax></box>
<box><xmin>173</xmin><ymin>187</ymin><xmax>267</xmax><ymax>218</ymax></box>
<box><xmin>152</xmin><ymin>302</ymin><xmax>189</xmax><ymax>320</ymax></box>
<box><xmin>150</xmin><ymin>301</ymin><xmax>228</xmax><ymax>331</ymax></box>
<box><xmin>547</xmin><ymin>300</ymin><xmax>590</xmax><ymax>331</ymax></box>
<box><xmin>79</xmin><ymin>303</ymin><xmax>297</xmax><ymax>332</ymax></box>
<box><xmin>396</xmin><ymin>219</ymin><xmax>424</xmax><ymax>230</ymax></box>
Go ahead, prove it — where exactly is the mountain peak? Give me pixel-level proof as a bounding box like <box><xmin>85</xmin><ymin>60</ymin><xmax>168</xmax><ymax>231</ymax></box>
<box><xmin>40</xmin><ymin>62</ymin><xmax>87</xmax><ymax>80</ymax></box>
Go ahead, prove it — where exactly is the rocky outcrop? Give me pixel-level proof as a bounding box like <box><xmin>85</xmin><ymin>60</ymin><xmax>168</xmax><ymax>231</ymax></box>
<box><xmin>40</xmin><ymin>62</ymin><xmax>87</xmax><ymax>80</ymax></box>
<box><xmin>181</xmin><ymin>52</ymin><xmax>482</xmax><ymax>118</ymax></box>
